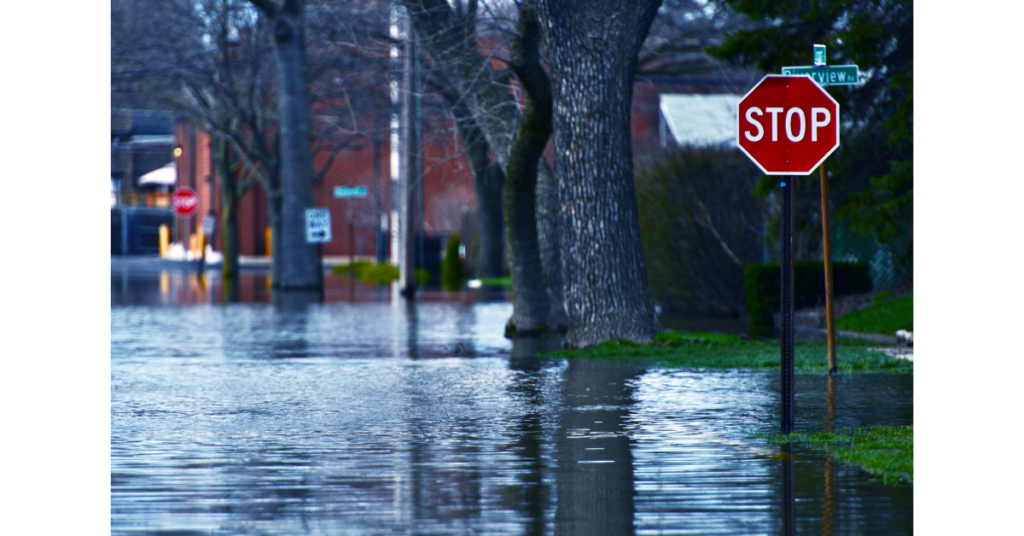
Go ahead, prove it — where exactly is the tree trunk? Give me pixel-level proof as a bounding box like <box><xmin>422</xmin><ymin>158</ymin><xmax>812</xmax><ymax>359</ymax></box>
<box><xmin>535</xmin><ymin>157</ymin><xmax>567</xmax><ymax>331</ymax></box>
<box><xmin>475</xmin><ymin>162</ymin><xmax>506</xmax><ymax>279</ymax></box>
<box><xmin>268</xmin><ymin>0</ymin><xmax>320</xmax><ymax>290</ymax></box>
<box><xmin>214</xmin><ymin>135</ymin><xmax>240</xmax><ymax>285</ymax></box>
<box><xmin>449</xmin><ymin>105</ymin><xmax>506</xmax><ymax>279</ymax></box>
<box><xmin>402</xmin><ymin>0</ymin><xmax>564</xmax><ymax>330</ymax></box>
<box><xmin>267</xmin><ymin>177</ymin><xmax>285</xmax><ymax>286</ymax></box>
<box><xmin>536</xmin><ymin>0</ymin><xmax>661</xmax><ymax>348</ymax></box>
<box><xmin>399</xmin><ymin>14</ymin><xmax>421</xmax><ymax>296</ymax></box>
<box><xmin>504</xmin><ymin>2</ymin><xmax>556</xmax><ymax>337</ymax></box>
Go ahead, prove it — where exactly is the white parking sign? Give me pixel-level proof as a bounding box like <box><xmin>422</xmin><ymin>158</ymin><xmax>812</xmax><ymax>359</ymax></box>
<box><xmin>305</xmin><ymin>208</ymin><xmax>332</xmax><ymax>243</ymax></box>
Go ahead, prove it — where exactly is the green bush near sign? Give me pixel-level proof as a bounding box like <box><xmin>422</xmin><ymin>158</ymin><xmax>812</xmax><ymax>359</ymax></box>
<box><xmin>442</xmin><ymin>232</ymin><xmax>463</xmax><ymax>292</ymax></box>
<box><xmin>635</xmin><ymin>147</ymin><xmax>767</xmax><ymax>317</ymax></box>
<box><xmin>332</xmin><ymin>260</ymin><xmax>400</xmax><ymax>285</ymax></box>
<box><xmin>744</xmin><ymin>261</ymin><xmax>872</xmax><ymax>338</ymax></box>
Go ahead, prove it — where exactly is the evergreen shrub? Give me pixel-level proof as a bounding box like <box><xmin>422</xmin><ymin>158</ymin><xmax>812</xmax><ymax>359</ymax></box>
<box><xmin>442</xmin><ymin>231</ymin><xmax>463</xmax><ymax>292</ymax></box>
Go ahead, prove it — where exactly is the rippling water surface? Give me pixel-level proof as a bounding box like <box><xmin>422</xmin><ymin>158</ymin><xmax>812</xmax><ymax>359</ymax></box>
<box><xmin>112</xmin><ymin>271</ymin><xmax>912</xmax><ymax>535</ymax></box>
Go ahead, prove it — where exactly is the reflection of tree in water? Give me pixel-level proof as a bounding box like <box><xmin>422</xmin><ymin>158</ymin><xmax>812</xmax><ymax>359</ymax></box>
<box><xmin>404</xmin><ymin>418</ymin><xmax>485</xmax><ymax>524</ymax></box>
<box><xmin>507</xmin><ymin>355</ymin><xmax>554</xmax><ymax>536</ymax></box>
<box><xmin>556</xmin><ymin>359</ymin><xmax>642</xmax><ymax>535</ymax></box>
<box><xmin>266</xmin><ymin>290</ymin><xmax>320</xmax><ymax>359</ymax></box>
<box><xmin>404</xmin><ymin>299</ymin><xmax>419</xmax><ymax>359</ymax></box>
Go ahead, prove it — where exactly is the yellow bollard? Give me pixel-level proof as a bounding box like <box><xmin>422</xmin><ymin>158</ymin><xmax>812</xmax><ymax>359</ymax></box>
<box><xmin>158</xmin><ymin>225</ymin><xmax>170</xmax><ymax>257</ymax></box>
<box><xmin>265</xmin><ymin>227</ymin><xmax>273</xmax><ymax>257</ymax></box>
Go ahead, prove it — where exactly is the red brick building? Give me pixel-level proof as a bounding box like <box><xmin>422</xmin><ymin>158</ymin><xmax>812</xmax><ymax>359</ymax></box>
<box><xmin>174</xmin><ymin>72</ymin><xmax>753</xmax><ymax>262</ymax></box>
<box><xmin>175</xmin><ymin>116</ymin><xmax>478</xmax><ymax>261</ymax></box>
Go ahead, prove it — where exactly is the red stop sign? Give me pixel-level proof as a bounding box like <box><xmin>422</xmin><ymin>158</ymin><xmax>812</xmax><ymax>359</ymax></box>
<box><xmin>737</xmin><ymin>75</ymin><xmax>839</xmax><ymax>175</ymax></box>
<box><xmin>171</xmin><ymin>187</ymin><xmax>199</xmax><ymax>217</ymax></box>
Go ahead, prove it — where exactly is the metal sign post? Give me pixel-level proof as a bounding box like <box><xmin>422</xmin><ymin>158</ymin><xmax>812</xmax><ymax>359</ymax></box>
<box><xmin>334</xmin><ymin>186</ymin><xmax>368</xmax><ymax>299</ymax></box>
<box><xmin>781</xmin><ymin>179</ymin><xmax>796</xmax><ymax>433</ymax></box>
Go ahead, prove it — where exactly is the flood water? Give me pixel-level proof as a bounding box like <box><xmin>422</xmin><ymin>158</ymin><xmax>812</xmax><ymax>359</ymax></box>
<box><xmin>112</xmin><ymin>270</ymin><xmax>912</xmax><ymax>535</ymax></box>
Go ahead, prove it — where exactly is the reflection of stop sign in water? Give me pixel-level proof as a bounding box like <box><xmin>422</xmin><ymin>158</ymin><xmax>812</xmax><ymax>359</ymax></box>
<box><xmin>171</xmin><ymin>187</ymin><xmax>199</xmax><ymax>217</ymax></box>
<box><xmin>737</xmin><ymin>75</ymin><xmax>839</xmax><ymax>175</ymax></box>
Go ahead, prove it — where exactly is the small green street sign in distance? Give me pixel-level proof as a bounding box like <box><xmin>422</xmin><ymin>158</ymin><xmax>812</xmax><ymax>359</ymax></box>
<box><xmin>814</xmin><ymin>44</ymin><xmax>827</xmax><ymax>66</ymax></box>
<box><xmin>334</xmin><ymin>185</ymin><xmax>368</xmax><ymax>198</ymax></box>
<box><xmin>780</xmin><ymin>65</ymin><xmax>859</xmax><ymax>86</ymax></box>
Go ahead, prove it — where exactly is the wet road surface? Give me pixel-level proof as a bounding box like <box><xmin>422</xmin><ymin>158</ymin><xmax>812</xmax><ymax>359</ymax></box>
<box><xmin>112</xmin><ymin>271</ymin><xmax>912</xmax><ymax>535</ymax></box>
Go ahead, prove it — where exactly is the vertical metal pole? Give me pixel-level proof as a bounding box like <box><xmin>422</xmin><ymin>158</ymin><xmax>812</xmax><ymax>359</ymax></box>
<box><xmin>781</xmin><ymin>178</ymin><xmax>795</xmax><ymax>433</ymax></box>
<box><xmin>184</xmin><ymin>216</ymin><xmax>190</xmax><ymax>276</ymax></box>
<box><xmin>820</xmin><ymin>161</ymin><xmax>837</xmax><ymax>374</ymax></box>
<box><xmin>349</xmin><ymin>198</ymin><xmax>355</xmax><ymax>300</ymax></box>
<box><xmin>318</xmin><ymin>242</ymin><xmax>324</xmax><ymax>302</ymax></box>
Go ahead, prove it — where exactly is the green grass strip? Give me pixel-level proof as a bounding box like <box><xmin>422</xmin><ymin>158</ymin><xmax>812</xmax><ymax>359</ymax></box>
<box><xmin>760</xmin><ymin>426</ymin><xmax>913</xmax><ymax>486</ymax></box>
<box><xmin>478</xmin><ymin>276</ymin><xmax>512</xmax><ymax>287</ymax></box>
<box><xmin>541</xmin><ymin>330</ymin><xmax>912</xmax><ymax>374</ymax></box>
<box><xmin>836</xmin><ymin>293</ymin><xmax>913</xmax><ymax>335</ymax></box>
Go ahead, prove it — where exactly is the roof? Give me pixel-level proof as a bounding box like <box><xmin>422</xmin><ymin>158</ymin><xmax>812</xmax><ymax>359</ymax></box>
<box><xmin>659</xmin><ymin>94</ymin><xmax>741</xmax><ymax>147</ymax></box>
<box><xmin>138</xmin><ymin>161</ymin><xmax>176</xmax><ymax>186</ymax></box>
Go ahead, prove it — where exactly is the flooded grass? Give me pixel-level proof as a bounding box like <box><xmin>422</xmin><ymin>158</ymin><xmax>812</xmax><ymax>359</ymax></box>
<box><xmin>543</xmin><ymin>330</ymin><xmax>913</xmax><ymax>373</ymax></box>
<box><xmin>761</xmin><ymin>426</ymin><xmax>913</xmax><ymax>486</ymax></box>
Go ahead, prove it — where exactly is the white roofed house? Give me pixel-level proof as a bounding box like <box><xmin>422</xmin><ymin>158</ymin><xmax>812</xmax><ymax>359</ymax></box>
<box><xmin>658</xmin><ymin>94</ymin><xmax>741</xmax><ymax>148</ymax></box>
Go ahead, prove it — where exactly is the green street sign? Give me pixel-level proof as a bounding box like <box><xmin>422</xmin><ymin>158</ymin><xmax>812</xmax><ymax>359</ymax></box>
<box><xmin>334</xmin><ymin>185</ymin><xmax>368</xmax><ymax>198</ymax></box>
<box><xmin>813</xmin><ymin>44</ymin><xmax>827</xmax><ymax>66</ymax></box>
<box><xmin>780</xmin><ymin>65</ymin><xmax>859</xmax><ymax>86</ymax></box>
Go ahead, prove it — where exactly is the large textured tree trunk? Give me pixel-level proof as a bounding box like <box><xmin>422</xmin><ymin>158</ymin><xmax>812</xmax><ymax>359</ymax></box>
<box><xmin>402</xmin><ymin>0</ymin><xmax>565</xmax><ymax>331</ymax></box>
<box><xmin>264</xmin><ymin>0</ymin><xmax>320</xmax><ymax>290</ymax></box>
<box><xmin>536</xmin><ymin>0</ymin><xmax>661</xmax><ymax>348</ymax></box>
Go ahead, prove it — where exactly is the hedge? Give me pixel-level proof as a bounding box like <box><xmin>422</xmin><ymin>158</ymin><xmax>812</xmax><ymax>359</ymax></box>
<box><xmin>441</xmin><ymin>231</ymin><xmax>463</xmax><ymax>292</ymax></box>
<box><xmin>744</xmin><ymin>261</ymin><xmax>872</xmax><ymax>337</ymax></box>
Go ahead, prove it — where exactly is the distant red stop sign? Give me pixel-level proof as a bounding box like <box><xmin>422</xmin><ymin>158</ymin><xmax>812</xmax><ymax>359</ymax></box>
<box><xmin>737</xmin><ymin>75</ymin><xmax>839</xmax><ymax>175</ymax></box>
<box><xmin>171</xmin><ymin>187</ymin><xmax>199</xmax><ymax>217</ymax></box>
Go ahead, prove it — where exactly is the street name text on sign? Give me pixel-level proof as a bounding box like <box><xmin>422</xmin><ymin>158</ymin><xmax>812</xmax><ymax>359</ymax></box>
<box><xmin>780</xmin><ymin>65</ymin><xmax>859</xmax><ymax>86</ymax></box>
<box><xmin>334</xmin><ymin>185</ymin><xmax>368</xmax><ymax>198</ymax></box>
<box><xmin>737</xmin><ymin>75</ymin><xmax>840</xmax><ymax>175</ymax></box>
<box><xmin>171</xmin><ymin>187</ymin><xmax>199</xmax><ymax>217</ymax></box>
<box><xmin>305</xmin><ymin>208</ymin><xmax>332</xmax><ymax>244</ymax></box>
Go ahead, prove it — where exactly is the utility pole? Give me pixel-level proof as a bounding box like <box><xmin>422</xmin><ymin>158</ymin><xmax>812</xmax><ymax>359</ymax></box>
<box><xmin>399</xmin><ymin>11</ymin><xmax>421</xmax><ymax>297</ymax></box>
